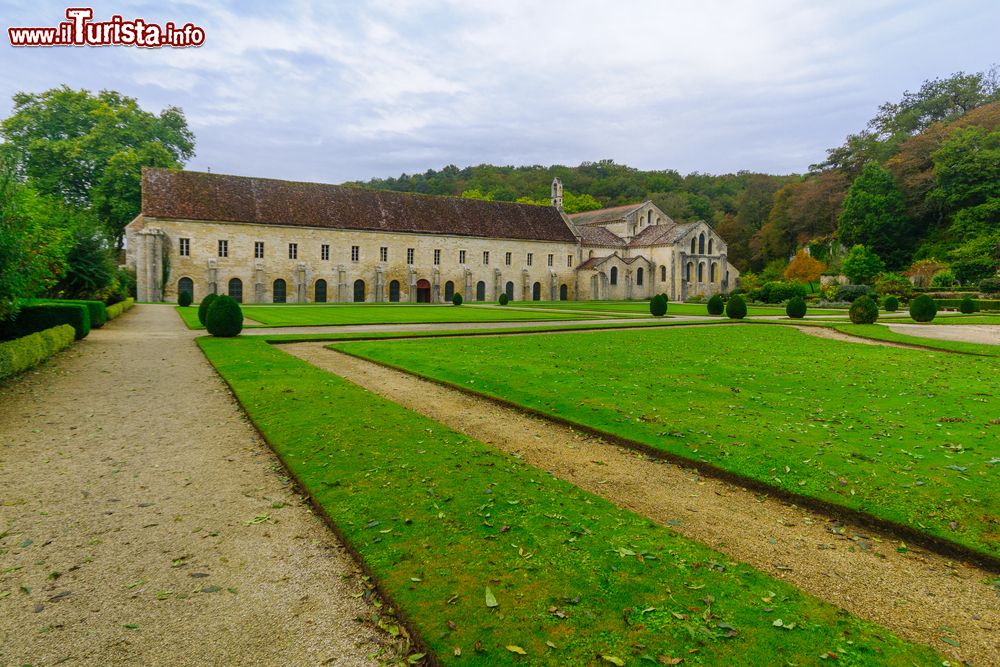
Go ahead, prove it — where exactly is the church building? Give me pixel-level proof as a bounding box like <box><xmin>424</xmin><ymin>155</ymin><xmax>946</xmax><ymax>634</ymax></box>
<box><xmin>126</xmin><ymin>168</ymin><xmax>738</xmax><ymax>304</ymax></box>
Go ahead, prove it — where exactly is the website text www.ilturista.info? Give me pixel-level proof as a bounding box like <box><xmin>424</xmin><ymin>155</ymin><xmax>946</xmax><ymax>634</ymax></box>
<box><xmin>8</xmin><ymin>7</ymin><xmax>205</xmax><ymax>48</ymax></box>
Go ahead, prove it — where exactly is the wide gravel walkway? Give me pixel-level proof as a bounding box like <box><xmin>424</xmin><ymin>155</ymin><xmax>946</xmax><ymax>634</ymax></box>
<box><xmin>0</xmin><ymin>305</ymin><xmax>393</xmax><ymax>666</ymax></box>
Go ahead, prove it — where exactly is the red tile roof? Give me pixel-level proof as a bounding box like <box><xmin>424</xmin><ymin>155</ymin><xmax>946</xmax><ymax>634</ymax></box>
<box><xmin>141</xmin><ymin>168</ymin><xmax>578</xmax><ymax>243</ymax></box>
<box><xmin>567</xmin><ymin>203</ymin><xmax>643</xmax><ymax>225</ymax></box>
<box><xmin>575</xmin><ymin>225</ymin><xmax>626</xmax><ymax>247</ymax></box>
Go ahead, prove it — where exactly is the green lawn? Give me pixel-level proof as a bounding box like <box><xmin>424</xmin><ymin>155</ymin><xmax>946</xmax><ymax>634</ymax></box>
<box><xmin>832</xmin><ymin>324</ymin><xmax>1000</xmax><ymax>357</ymax></box>
<box><xmin>509</xmin><ymin>300</ymin><xmax>847</xmax><ymax>318</ymax></box>
<box><xmin>335</xmin><ymin>325</ymin><xmax>1000</xmax><ymax>561</ymax></box>
<box><xmin>199</xmin><ymin>335</ymin><xmax>940</xmax><ymax>665</ymax></box>
<box><xmin>176</xmin><ymin>303</ymin><xmax>603</xmax><ymax>329</ymax></box>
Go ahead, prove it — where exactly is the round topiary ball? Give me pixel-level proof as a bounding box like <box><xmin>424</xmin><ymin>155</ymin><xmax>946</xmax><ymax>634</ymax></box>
<box><xmin>785</xmin><ymin>296</ymin><xmax>807</xmax><ymax>319</ymax></box>
<box><xmin>178</xmin><ymin>290</ymin><xmax>193</xmax><ymax>307</ymax></box>
<box><xmin>726</xmin><ymin>294</ymin><xmax>747</xmax><ymax>319</ymax></box>
<box><xmin>706</xmin><ymin>294</ymin><xmax>724</xmax><ymax>315</ymax></box>
<box><xmin>649</xmin><ymin>294</ymin><xmax>667</xmax><ymax>317</ymax></box>
<box><xmin>849</xmin><ymin>295</ymin><xmax>879</xmax><ymax>324</ymax></box>
<box><xmin>206</xmin><ymin>295</ymin><xmax>243</xmax><ymax>337</ymax></box>
<box><xmin>198</xmin><ymin>293</ymin><xmax>219</xmax><ymax>325</ymax></box>
<box><xmin>909</xmin><ymin>294</ymin><xmax>938</xmax><ymax>322</ymax></box>
<box><xmin>959</xmin><ymin>296</ymin><xmax>976</xmax><ymax>314</ymax></box>
<box><xmin>883</xmin><ymin>295</ymin><xmax>899</xmax><ymax>312</ymax></box>
<box><xmin>452</xmin><ymin>293</ymin><xmax>463</xmax><ymax>306</ymax></box>
<box><xmin>498</xmin><ymin>293</ymin><xmax>509</xmax><ymax>306</ymax></box>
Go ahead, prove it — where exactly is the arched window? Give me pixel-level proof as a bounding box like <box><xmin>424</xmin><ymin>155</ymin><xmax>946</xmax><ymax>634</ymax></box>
<box><xmin>708</xmin><ymin>238</ymin><xmax>714</xmax><ymax>254</ymax></box>
<box><xmin>353</xmin><ymin>279</ymin><xmax>365</xmax><ymax>302</ymax></box>
<box><xmin>532</xmin><ymin>282</ymin><xmax>541</xmax><ymax>300</ymax></box>
<box><xmin>177</xmin><ymin>277</ymin><xmax>194</xmax><ymax>301</ymax></box>
<box><xmin>388</xmin><ymin>280</ymin><xmax>400</xmax><ymax>302</ymax></box>
<box><xmin>273</xmin><ymin>279</ymin><xmax>286</xmax><ymax>303</ymax></box>
<box><xmin>647</xmin><ymin>210</ymin><xmax>652</xmax><ymax>225</ymax></box>
<box><xmin>505</xmin><ymin>281</ymin><xmax>515</xmax><ymax>301</ymax></box>
<box><xmin>636</xmin><ymin>267</ymin><xmax>644</xmax><ymax>286</ymax></box>
<box><xmin>228</xmin><ymin>278</ymin><xmax>242</xmax><ymax>303</ymax></box>
<box><xmin>560</xmin><ymin>284</ymin><xmax>568</xmax><ymax>300</ymax></box>
<box><xmin>476</xmin><ymin>280</ymin><xmax>486</xmax><ymax>301</ymax></box>
<box><xmin>698</xmin><ymin>233</ymin><xmax>705</xmax><ymax>254</ymax></box>
<box><xmin>588</xmin><ymin>250</ymin><xmax>594</xmax><ymax>259</ymax></box>
<box><xmin>660</xmin><ymin>265</ymin><xmax>666</xmax><ymax>282</ymax></box>
<box><xmin>610</xmin><ymin>266</ymin><xmax>618</xmax><ymax>285</ymax></box>
<box><xmin>686</xmin><ymin>262</ymin><xmax>693</xmax><ymax>282</ymax></box>
<box><xmin>710</xmin><ymin>262</ymin><xmax>718</xmax><ymax>283</ymax></box>
<box><xmin>444</xmin><ymin>281</ymin><xmax>454</xmax><ymax>301</ymax></box>
<box><xmin>697</xmin><ymin>263</ymin><xmax>704</xmax><ymax>282</ymax></box>
<box><xmin>314</xmin><ymin>279</ymin><xmax>327</xmax><ymax>303</ymax></box>
<box><xmin>690</xmin><ymin>238</ymin><xmax>696</xmax><ymax>254</ymax></box>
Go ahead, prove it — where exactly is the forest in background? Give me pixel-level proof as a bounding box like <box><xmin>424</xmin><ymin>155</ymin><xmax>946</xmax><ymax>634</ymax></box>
<box><xmin>350</xmin><ymin>67</ymin><xmax>1000</xmax><ymax>287</ymax></box>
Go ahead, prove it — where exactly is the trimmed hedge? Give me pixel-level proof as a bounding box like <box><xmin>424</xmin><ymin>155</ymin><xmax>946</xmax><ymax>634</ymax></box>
<box><xmin>0</xmin><ymin>303</ymin><xmax>91</xmax><ymax>341</ymax></box>
<box><xmin>909</xmin><ymin>294</ymin><xmax>938</xmax><ymax>322</ymax></box>
<box><xmin>33</xmin><ymin>299</ymin><xmax>107</xmax><ymax>329</ymax></box>
<box><xmin>649</xmin><ymin>294</ymin><xmax>667</xmax><ymax>317</ymax></box>
<box><xmin>849</xmin><ymin>296</ymin><xmax>879</xmax><ymax>324</ymax></box>
<box><xmin>498</xmin><ymin>293</ymin><xmax>509</xmax><ymax>305</ymax></box>
<box><xmin>106</xmin><ymin>298</ymin><xmax>135</xmax><ymax>320</ymax></box>
<box><xmin>935</xmin><ymin>298</ymin><xmax>1000</xmax><ymax>312</ymax></box>
<box><xmin>206</xmin><ymin>295</ymin><xmax>243</xmax><ymax>337</ymax></box>
<box><xmin>959</xmin><ymin>297</ymin><xmax>977</xmax><ymax>314</ymax></box>
<box><xmin>835</xmin><ymin>284</ymin><xmax>871</xmax><ymax>303</ymax></box>
<box><xmin>979</xmin><ymin>277</ymin><xmax>1000</xmax><ymax>293</ymax></box>
<box><xmin>0</xmin><ymin>324</ymin><xmax>75</xmax><ymax>381</ymax></box>
<box><xmin>198</xmin><ymin>293</ymin><xmax>219</xmax><ymax>326</ymax></box>
<box><xmin>726</xmin><ymin>294</ymin><xmax>747</xmax><ymax>319</ymax></box>
<box><xmin>883</xmin><ymin>295</ymin><xmax>899</xmax><ymax>312</ymax></box>
<box><xmin>785</xmin><ymin>296</ymin><xmax>807</xmax><ymax>319</ymax></box>
<box><xmin>706</xmin><ymin>294</ymin><xmax>724</xmax><ymax>315</ymax></box>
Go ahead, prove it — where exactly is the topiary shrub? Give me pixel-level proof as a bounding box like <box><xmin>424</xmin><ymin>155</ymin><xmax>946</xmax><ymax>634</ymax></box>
<box><xmin>178</xmin><ymin>290</ymin><xmax>193</xmax><ymax>307</ymax></box>
<box><xmin>959</xmin><ymin>296</ymin><xmax>977</xmax><ymax>314</ymax></box>
<box><xmin>706</xmin><ymin>294</ymin><xmax>724</xmax><ymax>315</ymax></box>
<box><xmin>726</xmin><ymin>295</ymin><xmax>747</xmax><ymax>319</ymax></box>
<box><xmin>979</xmin><ymin>276</ymin><xmax>1000</xmax><ymax>294</ymax></box>
<box><xmin>909</xmin><ymin>294</ymin><xmax>938</xmax><ymax>322</ymax></box>
<box><xmin>0</xmin><ymin>303</ymin><xmax>91</xmax><ymax>341</ymax></box>
<box><xmin>785</xmin><ymin>296</ymin><xmax>807</xmax><ymax>319</ymax></box>
<box><xmin>198</xmin><ymin>293</ymin><xmax>219</xmax><ymax>326</ymax></box>
<box><xmin>205</xmin><ymin>295</ymin><xmax>243</xmax><ymax>337</ymax></box>
<box><xmin>849</xmin><ymin>296</ymin><xmax>879</xmax><ymax>324</ymax></box>
<box><xmin>649</xmin><ymin>294</ymin><xmax>667</xmax><ymax>317</ymax></box>
<box><xmin>452</xmin><ymin>293</ymin><xmax>463</xmax><ymax>306</ymax></box>
<box><xmin>33</xmin><ymin>299</ymin><xmax>107</xmax><ymax>329</ymax></box>
<box><xmin>498</xmin><ymin>293</ymin><xmax>509</xmax><ymax>306</ymax></box>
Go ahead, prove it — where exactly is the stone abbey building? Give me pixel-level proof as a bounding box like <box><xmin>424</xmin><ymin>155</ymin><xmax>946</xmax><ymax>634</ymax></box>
<box><xmin>127</xmin><ymin>168</ymin><xmax>739</xmax><ymax>304</ymax></box>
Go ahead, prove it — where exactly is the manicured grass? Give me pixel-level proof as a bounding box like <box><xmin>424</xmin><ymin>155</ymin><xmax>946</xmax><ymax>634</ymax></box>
<box><xmin>833</xmin><ymin>324</ymin><xmax>1000</xmax><ymax>357</ymax></box>
<box><xmin>336</xmin><ymin>325</ymin><xmax>1000</xmax><ymax>561</ymax></box>
<box><xmin>175</xmin><ymin>303</ymin><xmax>600</xmax><ymax>329</ymax></box>
<box><xmin>510</xmin><ymin>300</ymin><xmax>847</xmax><ymax>318</ymax></box>
<box><xmin>199</xmin><ymin>335</ymin><xmax>940</xmax><ymax>665</ymax></box>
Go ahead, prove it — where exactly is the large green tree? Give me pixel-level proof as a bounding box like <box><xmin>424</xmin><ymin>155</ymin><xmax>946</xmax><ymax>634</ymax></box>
<box><xmin>0</xmin><ymin>87</ymin><xmax>195</xmax><ymax>248</ymax></box>
<box><xmin>841</xmin><ymin>244</ymin><xmax>886</xmax><ymax>285</ymax></box>
<box><xmin>837</xmin><ymin>162</ymin><xmax>911</xmax><ymax>269</ymax></box>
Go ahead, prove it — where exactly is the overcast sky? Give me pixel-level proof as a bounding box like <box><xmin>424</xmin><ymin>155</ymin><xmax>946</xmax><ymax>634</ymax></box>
<box><xmin>2</xmin><ymin>0</ymin><xmax>998</xmax><ymax>184</ymax></box>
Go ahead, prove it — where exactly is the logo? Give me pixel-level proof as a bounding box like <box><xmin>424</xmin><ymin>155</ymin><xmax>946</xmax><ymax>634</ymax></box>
<box><xmin>8</xmin><ymin>8</ymin><xmax>205</xmax><ymax>48</ymax></box>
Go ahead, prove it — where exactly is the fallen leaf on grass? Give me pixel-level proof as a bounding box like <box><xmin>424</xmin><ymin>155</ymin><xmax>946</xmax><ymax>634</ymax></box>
<box><xmin>602</xmin><ymin>656</ymin><xmax>625</xmax><ymax>665</ymax></box>
<box><xmin>507</xmin><ymin>645</ymin><xmax>527</xmax><ymax>655</ymax></box>
<box><xmin>773</xmin><ymin>619</ymin><xmax>796</xmax><ymax>630</ymax></box>
<box><xmin>485</xmin><ymin>587</ymin><xmax>498</xmax><ymax>608</ymax></box>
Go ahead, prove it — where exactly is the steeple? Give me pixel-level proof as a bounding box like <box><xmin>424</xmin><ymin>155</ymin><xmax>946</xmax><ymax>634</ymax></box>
<box><xmin>551</xmin><ymin>177</ymin><xmax>563</xmax><ymax>211</ymax></box>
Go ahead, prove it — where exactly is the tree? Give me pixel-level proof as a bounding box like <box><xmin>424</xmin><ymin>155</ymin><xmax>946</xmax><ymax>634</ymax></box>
<box><xmin>838</xmin><ymin>162</ymin><xmax>911</xmax><ymax>268</ymax></box>
<box><xmin>905</xmin><ymin>258</ymin><xmax>948</xmax><ymax>287</ymax></box>
<box><xmin>48</xmin><ymin>218</ymin><xmax>118</xmax><ymax>300</ymax></box>
<box><xmin>0</xmin><ymin>86</ymin><xmax>195</xmax><ymax>248</ymax></box>
<box><xmin>841</xmin><ymin>245</ymin><xmax>885</xmax><ymax>284</ymax></box>
<box><xmin>783</xmin><ymin>250</ymin><xmax>825</xmax><ymax>290</ymax></box>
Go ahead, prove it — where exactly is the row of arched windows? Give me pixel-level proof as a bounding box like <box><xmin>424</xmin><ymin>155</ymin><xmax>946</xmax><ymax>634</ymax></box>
<box><xmin>684</xmin><ymin>262</ymin><xmax>720</xmax><ymax>283</ymax></box>
<box><xmin>178</xmin><ymin>277</ymin><xmax>570</xmax><ymax>303</ymax></box>
<box><xmin>607</xmin><ymin>266</ymin><xmax>645</xmax><ymax>286</ymax></box>
<box><xmin>689</xmin><ymin>233</ymin><xmax>714</xmax><ymax>255</ymax></box>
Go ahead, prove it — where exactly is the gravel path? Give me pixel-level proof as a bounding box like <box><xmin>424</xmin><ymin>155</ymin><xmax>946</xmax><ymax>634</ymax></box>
<box><xmin>0</xmin><ymin>305</ymin><xmax>394</xmax><ymax>667</ymax></box>
<box><xmin>888</xmin><ymin>323</ymin><xmax>1000</xmax><ymax>345</ymax></box>
<box><xmin>285</xmin><ymin>342</ymin><xmax>1000</xmax><ymax>666</ymax></box>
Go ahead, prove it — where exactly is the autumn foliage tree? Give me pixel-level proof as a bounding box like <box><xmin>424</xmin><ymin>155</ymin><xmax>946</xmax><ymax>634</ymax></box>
<box><xmin>783</xmin><ymin>250</ymin><xmax>826</xmax><ymax>290</ymax></box>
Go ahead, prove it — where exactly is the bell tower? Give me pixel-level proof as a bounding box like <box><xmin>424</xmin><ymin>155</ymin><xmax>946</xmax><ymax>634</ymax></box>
<box><xmin>551</xmin><ymin>177</ymin><xmax>563</xmax><ymax>211</ymax></box>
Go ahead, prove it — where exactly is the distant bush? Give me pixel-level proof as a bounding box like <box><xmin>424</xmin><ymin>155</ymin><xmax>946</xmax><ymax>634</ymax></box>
<box><xmin>178</xmin><ymin>290</ymin><xmax>193</xmax><ymax>307</ymax></box>
<box><xmin>452</xmin><ymin>293</ymin><xmax>463</xmax><ymax>306</ymax></box>
<box><xmin>198</xmin><ymin>293</ymin><xmax>219</xmax><ymax>326</ymax></box>
<box><xmin>0</xmin><ymin>303</ymin><xmax>91</xmax><ymax>341</ymax></box>
<box><xmin>935</xmin><ymin>298</ymin><xmax>1000</xmax><ymax>311</ymax></box>
<box><xmin>959</xmin><ymin>297</ymin><xmax>977</xmax><ymax>314</ymax></box>
<box><xmin>649</xmin><ymin>294</ymin><xmax>667</xmax><ymax>317</ymax></box>
<box><xmin>883</xmin><ymin>295</ymin><xmax>899</xmax><ymax>312</ymax></box>
<box><xmin>835</xmin><ymin>284</ymin><xmax>871</xmax><ymax>302</ymax></box>
<box><xmin>979</xmin><ymin>277</ymin><xmax>1000</xmax><ymax>294</ymax></box>
<box><xmin>498</xmin><ymin>293</ymin><xmax>509</xmax><ymax>306</ymax></box>
<box><xmin>930</xmin><ymin>270</ymin><xmax>956</xmax><ymax>288</ymax></box>
<box><xmin>206</xmin><ymin>295</ymin><xmax>243</xmax><ymax>337</ymax></box>
<box><xmin>706</xmin><ymin>294</ymin><xmax>724</xmax><ymax>315</ymax></box>
<box><xmin>909</xmin><ymin>294</ymin><xmax>938</xmax><ymax>322</ymax></box>
<box><xmin>785</xmin><ymin>297</ymin><xmax>807</xmax><ymax>319</ymax></box>
<box><xmin>849</xmin><ymin>296</ymin><xmax>879</xmax><ymax>324</ymax></box>
<box><xmin>106</xmin><ymin>298</ymin><xmax>134</xmax><ymax>320</ymax></box>
<box><xmin>0</xmin><ymin>324</ymin><xmax>76</xmax><ymax>381</ymax></box>
<box><xmin>874</xmin><ymin>272</ymin><xmax>913</xmax><ymax>300</ymax></box>
<box><xmin>32</xmin><ymin>299</ymin><xmax>107</xmax><ymax>329</ymax></box>
<box><xmin>763</xmin><ymin>281</ymin><xmax>807</xmax><ymax>304</ymax></box>
<box><xmin>726</xmin><ymin>295</ymin><xmax>747</xmax><ymax>319</ymax></box>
